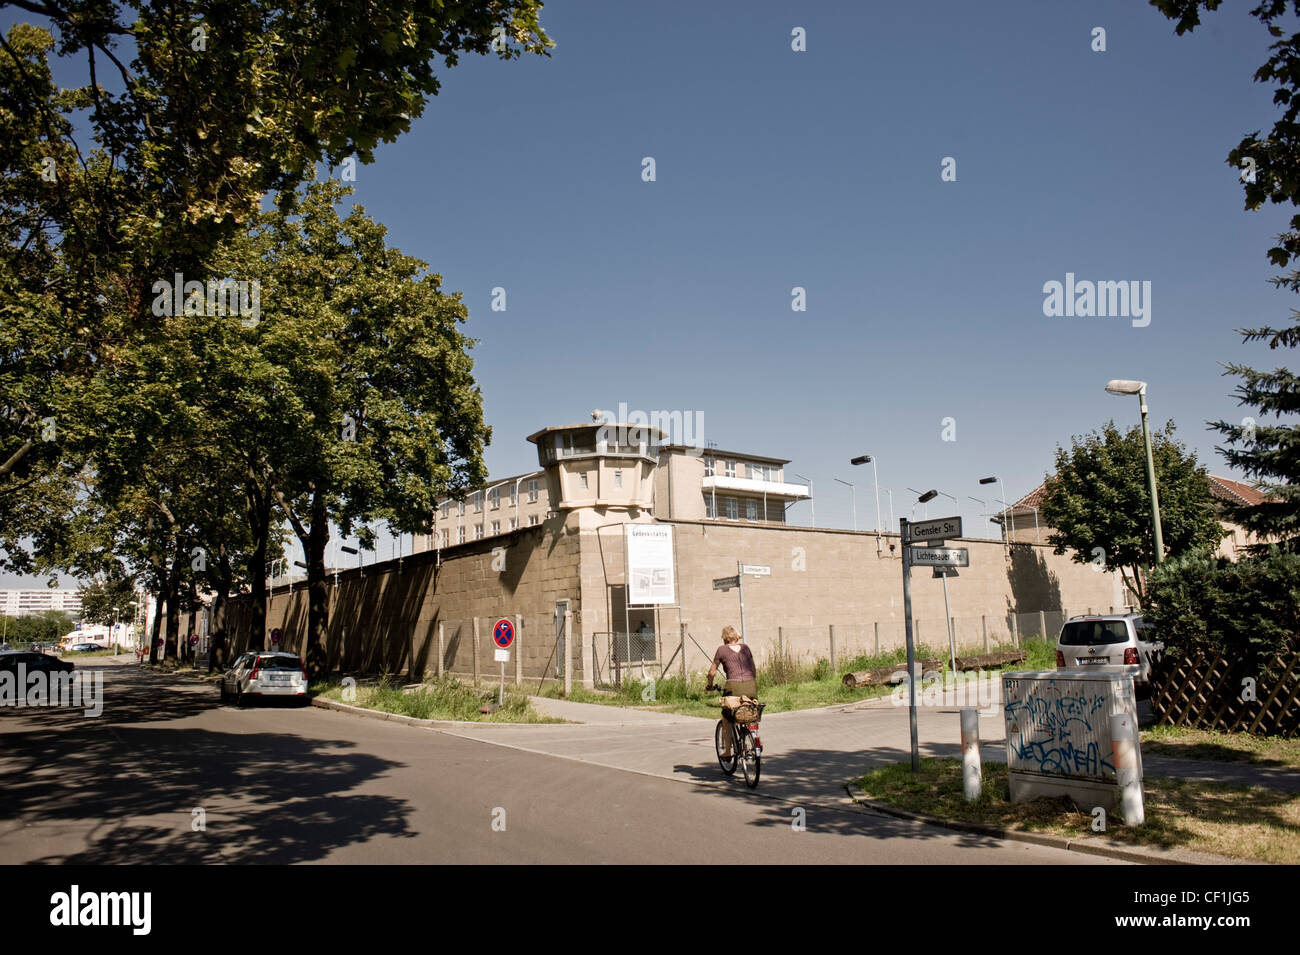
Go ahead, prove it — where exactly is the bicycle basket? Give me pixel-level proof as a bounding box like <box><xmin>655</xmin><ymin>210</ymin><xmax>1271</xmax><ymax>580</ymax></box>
<box><xmin>731</xmin><ymin>700</ymin><xmax>763</xmax><ymax>724</ymax></box>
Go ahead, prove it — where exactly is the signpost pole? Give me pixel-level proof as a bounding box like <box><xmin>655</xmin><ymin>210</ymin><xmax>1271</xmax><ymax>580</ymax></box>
<box><xmin>499</xmin><ymin>661</ymin><xmax>505</xmax><ymax>706</ymax></box>
<box><xmin>737</xmin><ymin>561</ymin><xmax>747</xmax><ymax>641</ymax></box>
<box><xmin>901</xmin><ymin>519</ymin><xmax>920</xmax><ymax>772</ymax></box>
<box><xmin>942</xmin><ymin>570</ymin><xmax>956</xmax><ymax>677</ymax></box>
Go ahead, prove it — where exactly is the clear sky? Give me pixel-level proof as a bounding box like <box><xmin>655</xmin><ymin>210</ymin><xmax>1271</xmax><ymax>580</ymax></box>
<box><xmin>5</xmin><ymin>0</ymin><xmax>1297</xmax><ymax>583</ymax></box>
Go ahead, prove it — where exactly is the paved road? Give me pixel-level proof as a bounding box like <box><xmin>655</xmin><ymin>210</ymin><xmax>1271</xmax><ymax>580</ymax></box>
<box><xmin>0</xmin><ymin>662</ymin><xmax>1118</xmax><ymax>864</ymax></box>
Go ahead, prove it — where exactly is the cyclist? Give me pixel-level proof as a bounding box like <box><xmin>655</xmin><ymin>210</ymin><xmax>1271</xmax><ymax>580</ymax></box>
<box><xmin>706</xmin><ymin>625</ymin><xmax>758</xmax><ymax>758</ymax></box>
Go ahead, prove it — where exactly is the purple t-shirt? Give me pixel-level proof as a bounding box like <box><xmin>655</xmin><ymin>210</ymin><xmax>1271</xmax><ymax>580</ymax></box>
<box><xmin>712</xmin><ymin>643</ymin><xmax>756</xmax><ymax>683</ymax></box>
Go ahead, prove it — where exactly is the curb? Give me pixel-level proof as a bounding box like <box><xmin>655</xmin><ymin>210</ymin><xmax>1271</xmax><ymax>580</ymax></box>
<box><xmin>841</xmin><ymin>783</ymin><xmax>1250</xmax><ymax>866</ymax></box>
<box><xmin>310</xmin><ymin>695</ymin><xmax>560</xmax><ymax>728</ymax></box>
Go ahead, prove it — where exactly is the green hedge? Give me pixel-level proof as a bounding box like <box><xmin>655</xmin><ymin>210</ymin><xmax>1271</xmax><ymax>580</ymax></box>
<box><xmin>1145</xmin><ymin>548</ymin><xmax>1300</xmax><ymax>670</ymax></box>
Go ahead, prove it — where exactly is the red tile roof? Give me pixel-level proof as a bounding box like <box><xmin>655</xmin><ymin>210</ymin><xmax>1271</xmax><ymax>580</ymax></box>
<box><xmin>997</xmin><ymin>475</ymin><xmax>1274</xmax><ymax>519</ymax></box>
<box><xmin>1206</xmin><ymin>475</ymin><xmax>1275</xmax><ymax>507</ymax></box>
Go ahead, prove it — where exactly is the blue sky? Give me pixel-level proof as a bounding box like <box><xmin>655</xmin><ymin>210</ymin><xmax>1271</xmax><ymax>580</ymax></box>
<box><xmin>4</xmin><ymin>0</ymin><xmax>1297</xmax><ymax>582</ymax></box>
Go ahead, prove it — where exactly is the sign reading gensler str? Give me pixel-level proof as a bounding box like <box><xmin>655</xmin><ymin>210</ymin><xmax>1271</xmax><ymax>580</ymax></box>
<box><xmin>904</xmin><ymin>516</ymin><xmax>962</xmax><ymax>543</ymax></box>
<box><xmin>909</xmin><ymin>546</ymin><xmax>969</xmax><ymax>568</ymax></box>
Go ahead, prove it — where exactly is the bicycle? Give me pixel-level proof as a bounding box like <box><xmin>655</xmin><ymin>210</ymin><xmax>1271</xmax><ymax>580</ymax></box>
<box><xmin>707</xmin><ymin>684</ymin><xmax>764</xmax><ymax>788</ymax></box>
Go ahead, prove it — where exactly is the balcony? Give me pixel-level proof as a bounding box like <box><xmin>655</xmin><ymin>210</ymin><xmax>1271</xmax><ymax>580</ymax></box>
<box><xmin>701</xmin><ymin>476</ymin><xmax>810</xmax><ymax>499</ymax></box>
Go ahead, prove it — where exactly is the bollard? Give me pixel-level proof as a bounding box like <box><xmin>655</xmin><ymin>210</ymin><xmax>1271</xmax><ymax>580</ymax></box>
<box><xmin>960</xmin><ymin>707</ymin><xmax>981</xmax><ymax>802</ymax></box>
<box><xmin>1110</xmin><ymin>712</ymin><xmax>1144</xmax><ymax>826</ymax></box>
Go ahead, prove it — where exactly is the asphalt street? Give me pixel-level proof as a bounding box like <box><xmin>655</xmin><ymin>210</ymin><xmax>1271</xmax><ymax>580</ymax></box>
<box><xmin>0</xmin><ymin>659</ymin><xmax>1120</xmax><ymax>864</ymax></box>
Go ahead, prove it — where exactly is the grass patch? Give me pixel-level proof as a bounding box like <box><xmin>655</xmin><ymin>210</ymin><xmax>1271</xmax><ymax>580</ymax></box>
<box><xmin>535</xmin><ymin>639</ymin><xmax>1051</xmax><ymax>718</ymax></box>
<box><xmin>541</xmin><ymin>665</ymin><xmax>899</xmax><ymax>717</ymax></box>
<box><xmin>316</xmin><ymin>674</ymin><xmax>563</xmax><ymax>723</ymax></box>
<box><xmin>1141</xmin><ymin>725</ymin><xmax>1300</xmax><ymax>770</ymax></box>
<box><xmin>856</xmin><ymin>757</ymin><xmax>1300</xmax><ymax>864</ymax></box>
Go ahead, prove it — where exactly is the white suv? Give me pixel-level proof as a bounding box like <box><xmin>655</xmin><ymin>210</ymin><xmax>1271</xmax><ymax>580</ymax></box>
<box><xmin>1055</xmin><ymin>613</ymin><xmax>1164</xmax><ymax>690</ymax></box>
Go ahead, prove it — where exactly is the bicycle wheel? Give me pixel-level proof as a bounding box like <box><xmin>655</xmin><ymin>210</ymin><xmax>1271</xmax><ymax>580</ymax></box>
<box><xmin>739</xmin><ymin>727</ymin><xmax>760</xmax><ymax>788</ymax></box>
<box><xmin>715</xmin><ymin>720</ymin><xmax>737</xmax><ymax>775</ymax></box>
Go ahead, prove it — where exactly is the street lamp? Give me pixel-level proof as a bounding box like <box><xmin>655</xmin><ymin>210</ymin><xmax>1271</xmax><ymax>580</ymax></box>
<box><xmin>851</xmin><ymin>454</ymin><xmax>884</xmax><ymax>555</ymax></box>
<box><xmin>980</xmin><ymin>476</ymin><xmax>1010</xmax><ymax>557</ymax></box>
<box><xmin>906</xmin><ymin>487</ymin><xmax>930</xmax><ymax>519</ymax></box>
<box><xmin>834</xmin><ymin>478</ymin><xmax>857</xmax><ymax>531</ymax></box>
<box><xmin>793</xmin><ymin>473</ymin><xmax>815</xmax><ymax>527</ymax></box>
<box><xmin>1105</xmin><ymin>379</ymin><xmax>1165</xmax><ymax>563</ymax></box>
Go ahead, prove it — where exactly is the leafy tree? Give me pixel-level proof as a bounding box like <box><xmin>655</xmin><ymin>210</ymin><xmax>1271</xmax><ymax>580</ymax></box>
<box><xmin>76</xmin><ymin>567</ymin><xmax>138</xmax><ymax>627</ymax></box>
<box><xmin>1040</xmin><ymin>420</ymin><xmax>1225</xmax><ymax>605</ymax></box>
<box><xmin>1154</xmin><ymin>1</ymin><xmax>1300</xmax><ymax>547</ymax></box>
<box><xmin>1</xmin><ymin>2</ymin><xmax>550</xmax><ymax>570</ymax></box>
<box><xmin>1</xmin><ymin>609</ymin><xmax>74</xmax><ymax>646</ymax></box>
<box><xmin>233</xmin><ymin>178</ymin><xmax>490</xmax><ymax>675</ymax></box>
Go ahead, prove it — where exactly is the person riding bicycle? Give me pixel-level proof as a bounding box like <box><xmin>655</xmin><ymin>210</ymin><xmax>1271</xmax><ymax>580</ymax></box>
<box><xmin>706</xmin><ymin>625</ymin><xmax>758</xmax><ymax>758</ymax></box>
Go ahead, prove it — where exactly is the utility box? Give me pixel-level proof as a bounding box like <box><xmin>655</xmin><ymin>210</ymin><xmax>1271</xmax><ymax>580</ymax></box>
<box><xmin>1002</xmin><ymin>668</ymin><xmax>1142</xmax><ymax>815</ymax></box>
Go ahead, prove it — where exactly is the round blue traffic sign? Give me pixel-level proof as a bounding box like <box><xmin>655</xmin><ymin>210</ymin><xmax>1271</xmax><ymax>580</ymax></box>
<box><xmin>493</xmin><ymin>618</ymin><xmax>514</xmax><ymax>649</ymax></box>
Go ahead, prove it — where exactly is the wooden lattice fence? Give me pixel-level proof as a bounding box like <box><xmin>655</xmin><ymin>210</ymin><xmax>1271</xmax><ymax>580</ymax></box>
<box><xmin>1149</xmin><ymin>647</ymin><xmax>1300</xmax><ymax>737</ymax></box>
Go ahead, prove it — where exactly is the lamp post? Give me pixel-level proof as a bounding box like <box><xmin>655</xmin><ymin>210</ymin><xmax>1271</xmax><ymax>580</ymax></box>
<box><xmin>834</xmin><ymin>478</ymin><xmax>857</xmax><ymax>531</ymax></box>
<box><xmin>979</xmin><ymin>476</ymin><xmax>1009</xmax><ymax>557</ymax></box>
<box><xmin>1105</xmin><ymin>379</ymin><xmax>1165</xmax><ymax>563</ymax></box>
<box><xmin>851</xmin><ymin>455</ymin><xmax>884</xmax><ymax>555</ymax></box>
<box><xmin>794</xmin><ymin>473</ymin><xmax>815</xmax><ymax>527</ymax></box>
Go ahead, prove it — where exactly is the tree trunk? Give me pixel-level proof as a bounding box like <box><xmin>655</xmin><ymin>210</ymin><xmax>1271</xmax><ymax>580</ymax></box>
<box><xmin>164</xmin><ymin>553</ymin><xmax>182</xmax><ymax>662</ymax></box>
<box><xmin>148</xmin><ymin>589</ymin><xmax>165</xmax><ymax>665</ymax></box>
<box><xmin>245</xmin><ymin>477</ymin><xmax>273</xmax><ymax>652</ymax></box>
<box><xmin>303</xmin><ymin>492</ymin><xmax>330</xmax><ymax>680</ymax></box>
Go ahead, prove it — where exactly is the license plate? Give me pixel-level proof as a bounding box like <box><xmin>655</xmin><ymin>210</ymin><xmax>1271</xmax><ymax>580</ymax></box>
<box><xmin>1079</xmin><ymin>657</ymin><xmax>1108</xmax><ymax>664</ymax></box>
<box><xmin>268</xmin><ymin>673</ymin><xmax>290</xmax><ymax>682</ymax></box>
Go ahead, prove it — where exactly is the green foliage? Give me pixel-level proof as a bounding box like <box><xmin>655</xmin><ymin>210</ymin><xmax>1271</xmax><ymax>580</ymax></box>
<box><xmin>0</xmin><ymin>610</ymin><xmax>74</xmax><ymax>646</ymax></box>
<box><xmin>1040</xmin><ymin>420</ymin><xmax>1224</xmax><ymax>605</ymax></box>
<box><xmin>76</xmin><ymin>571</ymin><xmax>139</xmax><ymax>626</ymax></box>
<box><xmin>1145</xmin><ymin>549</ymin><xmax>1300</xmax><ymax>671</ymax></box>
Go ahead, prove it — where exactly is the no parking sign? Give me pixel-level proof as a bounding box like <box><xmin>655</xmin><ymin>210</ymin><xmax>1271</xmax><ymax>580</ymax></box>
<box><xmin>493</xmin><ymin>618</ymin><xmax>514</xmax><ymax>650</ymax></box>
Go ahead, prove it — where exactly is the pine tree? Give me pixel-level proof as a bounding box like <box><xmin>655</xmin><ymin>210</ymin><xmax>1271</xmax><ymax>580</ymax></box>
<box><xmin>1210</xmin><ymin>320</ymin><xmax>1300</xmax><ymax>549</ymax></box>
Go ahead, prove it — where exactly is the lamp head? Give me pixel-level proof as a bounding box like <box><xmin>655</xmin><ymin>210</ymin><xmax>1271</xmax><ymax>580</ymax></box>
<box><xmin>1105</xmin><ymin>379</ymin><xmax>1146</xmax><ymax>396</ymax></box>
<box><xmin>979</xmin><ymin>476</ymin><xmax>997</xmax><ymax>486</ymax></box>
<box><xmin>850</xmin><ymin>454</ymin><xmax>872</xmax><ymax>465</ymax></box>
<box><xmin>917</xmin><ymin>489</ymin><xmax>937</xmax><ymax>503</ymax></box>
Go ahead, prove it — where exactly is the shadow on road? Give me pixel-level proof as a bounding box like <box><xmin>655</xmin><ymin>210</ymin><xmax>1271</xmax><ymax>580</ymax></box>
<box><xmin>0</xmin><ymin>667</ymin><xmax>414</xmax><ymax>864</ymax></box>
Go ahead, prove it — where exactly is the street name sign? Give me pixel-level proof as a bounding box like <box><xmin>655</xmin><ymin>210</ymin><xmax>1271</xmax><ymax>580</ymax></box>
<box><xmin>740</xmin><ymin>564</ymin><xmax>770</xmax><ymax>577</ymax></box>
<box><xmin>904</xmin><ymin>516</ymin><xmax>962</xmax><ymax>543</ymax></box>
<box><xmin>713</xmin><ymin>575</ymin><xmax>740</xmax><ymax>591</ymax></box>
<box><xmin>909</xmin><ymin>547</ymin><xmax>969</xmax><ymax>567</ymax></box>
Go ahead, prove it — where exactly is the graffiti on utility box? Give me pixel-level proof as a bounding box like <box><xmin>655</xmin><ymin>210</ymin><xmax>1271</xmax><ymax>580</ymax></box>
<box><xmin>1003</xmin><ymin>674</ymin><xmax>1134</xmax><ymax>782</ymax></box>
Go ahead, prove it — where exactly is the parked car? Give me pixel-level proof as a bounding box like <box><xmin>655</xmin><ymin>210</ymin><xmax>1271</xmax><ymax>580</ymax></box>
<box><xmin>69</xmin><ymin>643</ymin><xmax>107</xmax><ymax>653</ymax></box>
<box><xmin>220</xmin><ymin>651</ymin><xmax>309</xmax><ymax>706</ymax></box>
<box><xmin>0</xmin><ymin>650</ymin><xmax>76</xmax><ymax>674</ymax></box>
<box><xmin>1055</xmin><ymin>613</ymin><xmax>1163</xmax><ymax>691</ymax></box>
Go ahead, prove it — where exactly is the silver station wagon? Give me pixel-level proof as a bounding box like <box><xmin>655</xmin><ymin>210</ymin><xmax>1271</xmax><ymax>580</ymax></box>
<box><xmin>220</xmin><ymin>651</ymin><xmax>309</xmax><ymax>706</ymax></box>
